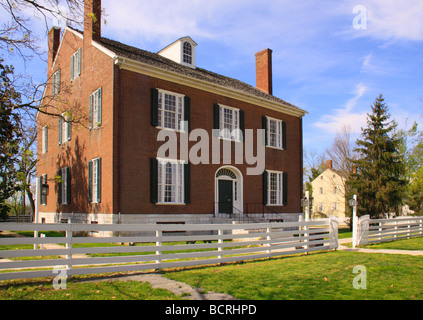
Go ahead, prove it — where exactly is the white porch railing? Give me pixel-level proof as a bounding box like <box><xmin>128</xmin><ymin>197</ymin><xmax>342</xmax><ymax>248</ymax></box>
<box><xmin>0</xmin><ymin>219</ymin><xmax>338</xmax><ymax>281</ymax></box>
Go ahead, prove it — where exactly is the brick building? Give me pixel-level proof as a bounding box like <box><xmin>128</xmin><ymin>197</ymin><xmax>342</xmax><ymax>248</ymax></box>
<box><xmin>37</xmin><ymin>0</ymin><xmax>307</xmax><ymax>226</ymax></box>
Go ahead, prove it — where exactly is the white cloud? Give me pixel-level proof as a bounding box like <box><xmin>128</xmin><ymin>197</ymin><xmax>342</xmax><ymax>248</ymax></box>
<box><xmin>314</xmin><ymin>83</ymin><xmax>369</xmax><ymax>134</ymax></box>
<box><xmin>336</xmin><ymin>0</ymin><xmax>423</xmax><ymax>42</ymax></box>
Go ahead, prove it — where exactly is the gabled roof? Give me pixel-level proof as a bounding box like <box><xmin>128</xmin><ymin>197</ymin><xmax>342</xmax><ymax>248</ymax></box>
<box><xmin>68</xmin><ymin>27</ymin><xmax>307</xmax><ymax>117</ymax></box>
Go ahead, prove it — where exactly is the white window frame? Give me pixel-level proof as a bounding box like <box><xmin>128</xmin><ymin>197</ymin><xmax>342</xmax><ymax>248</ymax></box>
<box><xmin>52</xmin><ymin>69</ymin><xmax>61</xmax><ymax>96</ymax></box>
<box><xmin>40</xmin><ymin>174</ymin><xmax>47</xmax><ymax>206</ymax></box>
<box><xmin>91</xmin><ymin>158</ymin><xmax>101</xmax><ymax>204</ymax></box>
<box><xmin>266</xmin><ymin>117</ymin><xmax>284</xmax><ymax>149</ymax></box>
<box><xmin>267</xmin><ymin>170</ymin><xmax>283</xmax><ymax>206</ymax></box>
<box><xmin>219</xmin><ymin>104</ymin><xmax>241</xmax><ymax>142</ymax></box>
<box><xmin>91</xmin><ymin>87</ymin><xmax>102</xmax><ymax>129</ymax></box>
<box><xmin>182</xmin><ymin>41</ymin><xmax>192</xmax><ymax>65</ymax></box>
<box><xmin>157</xmin><ymin>89</ymin><xmax>186</xmax><ymax>132</ymax></box>
<box><xmin>42</xmin><ymin>126</ymin><xmax>48</xmax><ymax>154</ymax></box>
<box><xmin>61</xmin><ymin>111</ymin><xmax>71</xmax><ymax>144</ymax></box>
<box><xmin>157</xmin><ymin>158</ymin><xmax>185</xmax><ymax>205</ymax></box>
<box><xmin>61</xmin><ymin>167</ymin><xmax>70</xmax><ymax>205</ymax></box>
<box><xmin>71</xmin><ymin>49</ymin><xmax>81</xmax><ymax>81</ymax></box>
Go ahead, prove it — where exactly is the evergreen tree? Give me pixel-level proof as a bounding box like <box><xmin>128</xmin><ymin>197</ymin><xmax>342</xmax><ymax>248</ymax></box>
<box><xmin>348</xmin><ymin>95</ymin><xmax>408</xmax><ymax>218</ymax></box>
<box><xmin>0</xmin><ymin>60</ymin><xmax>22</xmax><ymax>220</ymax></box>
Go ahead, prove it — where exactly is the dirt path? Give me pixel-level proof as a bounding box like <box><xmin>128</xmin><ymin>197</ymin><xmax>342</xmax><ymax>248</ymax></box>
<box><xmin>80</xmin><ymin>272</ymin><xmax>237</xmax><ymax>300</ymax></box>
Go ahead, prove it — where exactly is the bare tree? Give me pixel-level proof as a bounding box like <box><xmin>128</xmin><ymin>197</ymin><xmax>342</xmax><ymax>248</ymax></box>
<box><xmin>1</xmin><ymin>0</ymin><xmax>84</xmax><ymax>60</ymax></box>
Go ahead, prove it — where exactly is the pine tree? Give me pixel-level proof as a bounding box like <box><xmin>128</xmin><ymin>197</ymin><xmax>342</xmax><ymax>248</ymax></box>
<box><xmin>348</xmin><ymin>95</ymin><xmax>408</xmax><ymax>218</ymax></box>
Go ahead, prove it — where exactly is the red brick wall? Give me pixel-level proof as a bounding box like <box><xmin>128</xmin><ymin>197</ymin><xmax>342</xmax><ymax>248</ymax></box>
<box><xmin>116</xmin><ymin>69</ymin><xmax>303</xmax><ymax>215</ymax></box>
<box><xmin>37</xmin><ymin>28</ymin><xmax>115</xmax><ymax>215</ymax></box>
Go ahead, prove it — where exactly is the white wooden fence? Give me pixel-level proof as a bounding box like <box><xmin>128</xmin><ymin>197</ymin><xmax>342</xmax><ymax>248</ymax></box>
<box><xmin>0</xmin><ymin>219</ymin><xmax>338</xmax><ymax>281</ymax></box>
<box><xmin>356</xmin><ymin>216</ymin><xmax>423</xmax><ymax>246</ymax></box>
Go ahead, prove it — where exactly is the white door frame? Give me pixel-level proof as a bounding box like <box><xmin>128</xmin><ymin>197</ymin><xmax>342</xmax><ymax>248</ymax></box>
<box><xmin>214</xmin><ymin>166</ymin><xmax>243</xmax><ymax>215</ymax></box>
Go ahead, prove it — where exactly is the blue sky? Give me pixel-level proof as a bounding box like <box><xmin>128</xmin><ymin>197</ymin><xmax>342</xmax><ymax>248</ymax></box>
<box><xmin>3</xmin><ymin>0</ymin><xmax>423</xmax><ymax>157</ymax></box>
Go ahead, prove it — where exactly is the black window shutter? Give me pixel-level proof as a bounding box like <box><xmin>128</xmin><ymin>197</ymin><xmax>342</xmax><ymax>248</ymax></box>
<box><xmin>282</xmin><ymin>121</ymin><xmax>287</xmax><ymax>150</ymax></box>
<box><xmin>57</xmin><ymin>169</ymin><xmax>62</xmax><ymax>205</ymax></box>
<box><xmin>151</xmin><ymin>88</ymin><xmax>159</xmax><ymax>127</ymax></box>
<box><xmin>283</xmin><ymin>172</ymin><xmax>288</xmax><ymax>206</ymax></box>
<box><xmin>213</xmin><ymin>104</ymin><xmax>220</xmax><ymax>137</ymax></box>
<box><xmin>88</xmin><ymin>161</ymin><xmax>93</xmax><ymax>203</ymax></box>
<box><xmin>239</xmin><ymin>110</ymin><xmax>245</xmax><ymax>142</ymax></box>
<box><xmin>184</xmin><ymin>162</ymin><xmax>191</xmax><ymax>204</ymax></box>
<box><xmin>66</xmin><ymin>167</ymin><xmax>71</xmax><ymax>205</ymax></box>
<box><xmin>263</xmin><ymin>170</ymin><xmax>268</xmax><ymax>205</ymax></box>
<box><xmin>150</xmin><ymin>158</ymin><xmax>158</xmax><ymax>204</ymax></box>
<box><xmin>184</xmin><ymin>96</ymin><xmax>191</xmax><ymax>132</ymax></box>
<box><xmin>262</xmin><ymin>116</ymin><xmax>268</xmax><ymax>146</ymax></box>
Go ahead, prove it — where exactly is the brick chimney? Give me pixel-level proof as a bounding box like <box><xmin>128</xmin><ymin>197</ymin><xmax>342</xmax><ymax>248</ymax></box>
<box><xmin>48</xmin><ymin>27</ymin><xmax>61</xmax><ymax>71</ymax></box>
<box><xmin>326</xmin><ymin>160</ymin><xmax>333</xmax><ymax>170</ymax></box>
<box><xmin>84</xmin><ymin>0</ymin><xmax>102</xmax><ymax>43</ymax></box>
<box><xmin>255</xmin><ymin>48</ymin><xmax>273</xmax><ymax>95</ymax></box>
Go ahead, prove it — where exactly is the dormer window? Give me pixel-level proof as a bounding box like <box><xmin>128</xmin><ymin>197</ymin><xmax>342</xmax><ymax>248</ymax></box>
<box><xmin>183</xmin><ymin>42</ymin><xmax>192</xmax><ymax>64</ymax></box>
<box><xmin>158</xmin><ymin>36</ymin><xmax>197</xmax><ymax>68</ymax></box>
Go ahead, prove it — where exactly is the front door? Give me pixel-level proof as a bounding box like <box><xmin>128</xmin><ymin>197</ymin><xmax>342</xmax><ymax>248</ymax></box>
<box><xmin>218</xmin><ymin>180</ymin><xmax>233</xmax><ymax>214</ymax></box>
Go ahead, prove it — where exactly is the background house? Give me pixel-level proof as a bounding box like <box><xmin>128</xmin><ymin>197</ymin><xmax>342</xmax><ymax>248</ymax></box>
<box><xmin>311</xmin><ymin>160</ymin><xmax>347</xmax><ymax>220</ymax></box>
<box><xmin>36</xmin><ymin>0</ymin><xmax>307</xmax><ymax>226</ymax></box>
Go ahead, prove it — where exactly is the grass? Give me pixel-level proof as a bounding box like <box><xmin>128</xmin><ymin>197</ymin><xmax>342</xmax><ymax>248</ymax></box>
<box><xmin>164</xmin><ymin>250</ymin><xmax>423</xmax><ymax>300</ymax></box>
<box><xmin>0</xmin><ymin>274</ymin><xmax>183</xmax><ymax>300</ymax></box>
<box><xmin>362</xmin><ymin>235</ymin><xmax>423</xmax><ymax>250</ymax></box>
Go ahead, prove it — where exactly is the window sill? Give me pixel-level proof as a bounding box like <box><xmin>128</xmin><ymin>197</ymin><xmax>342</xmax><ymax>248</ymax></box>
<box><xmin>156</xmin><ymin>126</ymin><xmax>187</xmax><ymax>134</ymax></box>
<box><xmin>218</xmin><ymin>136</ymin><xmax>242</xmax><ymax>143</ymax></box>
<box><xmin>265</xmin><ymin>145</ymin><xmax>285</xmax><ymax>151</ymax></box>
<box><xmin>156</xmin><ymin>203</ymin><xmax>186</xmax><ymax>206</ymax></box>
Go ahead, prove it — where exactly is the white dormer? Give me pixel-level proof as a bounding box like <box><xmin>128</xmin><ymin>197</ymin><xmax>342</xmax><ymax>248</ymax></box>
<box><xmin>158</xmin><ymin>36</ymin><xmax>197</xmax><ymax>68</ymax></box>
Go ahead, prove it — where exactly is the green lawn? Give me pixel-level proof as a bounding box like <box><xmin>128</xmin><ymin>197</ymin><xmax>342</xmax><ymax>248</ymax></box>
<box><xmin>0</xmin><ymin>275</ymin><xmax>183</xmax><ymax>300</ymax></box>
<box><xmin>362</xmin><ymin>235</ymin><xmax>423</xmax><ymax>250</ymax></box>
<box><xmin>164</xmin><ymin>251</ymin><xmax>423</xmax><ymax>300</ymax></box>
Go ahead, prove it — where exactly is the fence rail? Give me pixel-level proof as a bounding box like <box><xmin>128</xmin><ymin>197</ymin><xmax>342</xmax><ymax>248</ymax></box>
<box><xmin>357</xmin><ymin>216</ymin><xmax>423</xmax><ymax>246</ymax></box>
<box><xmin>0</xmin><ymin>219</ymin><xmax>338</xmax><ymax>281</ymax></box>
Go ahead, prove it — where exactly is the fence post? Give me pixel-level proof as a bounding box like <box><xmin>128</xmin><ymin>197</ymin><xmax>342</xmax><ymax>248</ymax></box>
<box><xmin>155</xmin><ymin>230</ymin><xmax>162</xmax><ymax>271</ymax></box>
<box><xmin>218</xmin><ymin>229</ymin><xmax>223</xmax><ymax>260</ymax></box>
<box><xmin>420</xmin><ymin>219</ymin><xmax>423</xmax><ymax>236</ymax></box>
<box><xmin>394</xmin><ymin>220</ymin><xmax>398</xmax><ymax>240</ymax></box>
<box><xmin>266</xmin><ymin>227</ymin><xmax>271</xmax><ymax>257</ymax></box>
<box><xmin>33</xmin><ymin>177</ymin><xmax>40</xmax><ymax>250</ymax></box>
<box><xmin>65</xmin><ymin>223</ymin><xmax>72</xmax><ymax>277</ymax></box>
<box><xmin>378</xmin><ymin>222</ymin><xmax>382</xmax><ymax>241</ymax></box>
<box><xmin>329</xmin><ymin>218</ymin><xmax>339</xmax><ymax>250</ymax></box>
<box><xmin>407</xmin><ymin>220</ymin><xmax>411</xmax><ymax>239</ymax></box>
<box><xmin>351</xmin><ymin>195</ymin><xmax>358</xmax><ymax>248</ymax></box>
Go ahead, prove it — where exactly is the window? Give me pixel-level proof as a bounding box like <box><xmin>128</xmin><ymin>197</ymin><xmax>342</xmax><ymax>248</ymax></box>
<box><xmin>183</xmin><ymin>42</ymin><xmax>192</xmax><ymax>64</ymax></box>
<box><xmin>89</xmin><ymin>87</ymin><xmax>102</xmax><ymax>129</ymax></box>
<box><xmin>267</xmin><ymin>118</ymin><xmax>283</xmax><ymax>149</ymax></box>
<box><xmin>71</xmin><ymin>48</ymin><xmax>81</xmax><ymax>81</ymax></box>
<box><xmin>334</xmin><ymin>186</ymin><xmax>338</xmax><ymax>194</ymax></box>
<box><xmin>58</xmin><ymin>167</ymin><xmax>71</xmax><ymax>205</ymax></box>
<box><xmin>268</xmin><ymin>171</ymin><xmax>283</xmax><ymax>205</ymax></box>
<box><xmin>319</xmin><ymin>203</ymin><xmax>324</xmax><ymax>211</ymax></box>
<box><xmin>42</xmin><ymin>126</ymin><xmax>48</xmax><ymax>154</ymax></box>
<box><xmin>157</xmin><ymin>159</ymin><xmax>185</xmax><ymax>204</ymax></box>
<box><xmin>263</xmin><ymin>116</ymin><xmax>286</xmax><ymax>149</ymax></box>
<box><xmin>52</xmin><ymin>69</ymin><xmax>61</xmax><ymax>96</ymax></box>
<box><xmin>219</xmin><ymin>105</ymin><xmax>241</xmax><ymax>141</ymax></box>
<box><xmin>58</xmin><ymin>112</ymin><xmax>71</xmax><ymax>145</ymax></box>
<box><xmin>40</xmin><ymin>174</ymin><xmax>48</xmax><ymax>205</ymax></box>
<box><xmin>333</xmin><ymin>202</ymin><xmax>338</xmax><ymax>211</ymax></box>
<box><xmin>88</xmin><ymin>158</ymin><xmax>101</xmax><ymax>203</ymax></box>
<box><xmin>158</xmin><ymin>90</ymin><xmax>185</xmax><ymax>131</ymax></box>
<box><xmin>320</xmin><ymin>188</ymin><xmax>323</xmax><ymax>194</ymax></box>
